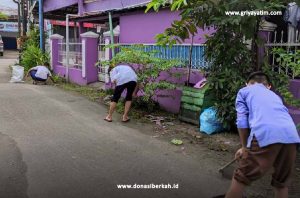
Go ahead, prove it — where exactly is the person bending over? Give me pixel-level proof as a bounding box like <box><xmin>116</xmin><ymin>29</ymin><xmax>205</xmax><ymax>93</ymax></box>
<box><xmin>104</xmin><ymin>64</ymin><xmax>138</xmax><ymax>122</ymax></box>
<box><xmin>226</xmin><ymin>71</ymin><xmax>300</xmax><ymax>198</ymax></box>
<box><xmin>26</xmin><ymin>63</ymin><xmax>54</xmax><ymax>84</ymax></box>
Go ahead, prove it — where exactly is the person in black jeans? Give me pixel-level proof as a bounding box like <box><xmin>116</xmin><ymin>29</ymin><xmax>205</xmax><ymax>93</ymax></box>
<box><xmin>104</xmin><ymin>64</ymin><xmax>138</xmax><ymax>122</ymax></box>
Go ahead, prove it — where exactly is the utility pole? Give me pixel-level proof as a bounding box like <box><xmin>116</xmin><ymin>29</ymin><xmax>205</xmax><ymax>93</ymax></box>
<box><xmin>20</xmin><ymin>0</ymin><xmax>27</xmax><ymax>36</ymax></box>
<box><xmin>108</xmin><ymin>12</ymin><xmax>115</xmax><ymax>57</ymax></box>
<box><xmin>39</xmin><ymin>0</ymin><xmax>44</xmax><ymax>52</ymax></box>
<box><xmin>12</xmin><ymin>0</ymin><xmax>21</xmax><ymax>37</ymax></box>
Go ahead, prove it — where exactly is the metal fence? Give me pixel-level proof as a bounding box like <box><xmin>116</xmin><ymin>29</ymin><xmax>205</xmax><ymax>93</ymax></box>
<box><xmin>265</xmin><ymin>30</ymin><xmax>300</xmax><ymax>79</ymax></box>
<box><xmin>45</xmin><ymin>43</ymin><xmax>50</xmax><ymax>54</ymax></box>
<box><xmin>98</xmin><ymin>43</ymin><xmax>210</xmax><ymax>69</ymax></box>
<box><xmin>58</xmin><ymin>42</ymin><xmax>83</xmax><ymax>69</ymax></box>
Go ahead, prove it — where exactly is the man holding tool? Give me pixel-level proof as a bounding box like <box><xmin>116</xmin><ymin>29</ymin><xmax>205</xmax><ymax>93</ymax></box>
<box><xmin>225</xmin><ymin>72</ymin><xmax>300</xmax><ymax>198</ymax></box>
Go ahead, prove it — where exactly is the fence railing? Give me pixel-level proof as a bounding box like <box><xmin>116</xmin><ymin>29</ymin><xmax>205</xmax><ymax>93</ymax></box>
<box><xmin>98</xmin><ymin>43</ymin><xmax>210</xmax><ymax>69</ymax></box>
<box><xmin>58</xmin><ymin>43</ymin><xmax>83</xmax><ymax>69</ymax></box>
<box><xmin>265</xmin><ymin>30</ymin><xmax>300</xmax><ymax>79</ymax></box>
<box><xmin>45</xmin><ymin>43</ymin><xmax>50</xmax><ymax>54</ymax></box>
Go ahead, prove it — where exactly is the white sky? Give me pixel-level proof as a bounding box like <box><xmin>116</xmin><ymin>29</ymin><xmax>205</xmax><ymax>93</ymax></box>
<box><xmin>0</xmin><ymin>0</ymin><xmax>17</xmax><ymax>9</ymax></box>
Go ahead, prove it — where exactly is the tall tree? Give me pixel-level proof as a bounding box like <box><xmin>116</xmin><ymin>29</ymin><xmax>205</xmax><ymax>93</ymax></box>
<box><xmin>147</xmin><ymin>0</ymin><xmax>300</xmax><ymax>129</ymax></box>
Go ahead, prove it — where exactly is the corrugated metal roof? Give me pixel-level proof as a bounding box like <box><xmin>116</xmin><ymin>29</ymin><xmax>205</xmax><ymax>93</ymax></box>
<box><xmin>83</xmin><ymin>0</ymin><xmax>152</xmax><ymax>15</ymax></box>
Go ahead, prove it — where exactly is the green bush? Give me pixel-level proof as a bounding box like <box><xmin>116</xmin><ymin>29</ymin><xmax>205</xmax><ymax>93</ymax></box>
<box><xmin>0</xmin><ymin>12</ymin><xmax>8</xmax><ymax>20</ymax></box>
<box><xmin>97</xmin><ymin>45</ymin><xmax>184</xmax><ymax>107</ymax></box>
<box><xmin>20</xmin><ymin>27</ymin><xmax>49</xmax><ymax>71</ymax></box>
<box><xmin>265</xmin><ymin>48</ymin><xmax>300</xmax><ymax>107</ymax></box>
<box><xmin>147</xmin><ymin>0</ymin><xmax>299</xmax><ymax>129</ymax></box>
<box><xmin>21</xmin><ymin>44</ymin><xmax>49</xmax><ymax>71</ymax></box>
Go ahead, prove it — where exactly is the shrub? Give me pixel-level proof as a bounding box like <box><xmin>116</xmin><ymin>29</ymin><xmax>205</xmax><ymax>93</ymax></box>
<box><xmin>21</xmin><ymin>44</ymin><xmax>49</xmax><ymax>71</ymax></box>
<box><xmin>97</xmin><ymin>45</ymin><xmax>184</xmax><ymax>111</ymax></box>
<box><xmin>0</xmin><ymin>12</ymin><xmax>8</xmax><ymax>20</ymax></box>
<box><xmin>147</xmin><ymin>0</ymin><xmax>299</xmax><ymax>129</ymax></box>
<box><xmin>20</xmin><ymin>27</ymin><xmax>49</xmax><ymax>71</ymax></box>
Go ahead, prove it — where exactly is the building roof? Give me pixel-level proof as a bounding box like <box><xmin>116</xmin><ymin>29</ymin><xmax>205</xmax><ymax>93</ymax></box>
<box><xmin>83</xmin><ymin>1</ymin><xmax>151</xmax><ymax>14</ymax></box>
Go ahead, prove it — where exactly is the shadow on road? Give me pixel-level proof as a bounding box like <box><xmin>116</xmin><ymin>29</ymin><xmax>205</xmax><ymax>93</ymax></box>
<box><xmin>0</xmin><ymin>132</ymin><xmax>29</xmax><ymax>198</ymax></box>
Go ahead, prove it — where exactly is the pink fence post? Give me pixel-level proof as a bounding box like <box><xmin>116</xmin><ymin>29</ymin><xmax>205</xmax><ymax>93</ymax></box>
<box><xmin>50</xmin><ymin>34</ymin><xmax>64</xmax><ymax>71</ymax></box>
<box><xmin>80</xmin><ymin>31</ymin><xmax>99</xmax><ymax>84</ymax></box>
<box><xmin>258</xmin><ymin>20</ymin><xmax>277</xmax><ymax>67</ymax></box>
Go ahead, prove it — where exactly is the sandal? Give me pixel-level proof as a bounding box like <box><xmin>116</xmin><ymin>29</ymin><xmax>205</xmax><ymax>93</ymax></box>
<box><xmin>104</xmin><ymin>118</ymin><xmax>112</xmax><ymax>122</ymax></box>
<box><xmin>122</xmin><ymin>118</ymin><xmax>131</xmax><ymax>123</ymax></box>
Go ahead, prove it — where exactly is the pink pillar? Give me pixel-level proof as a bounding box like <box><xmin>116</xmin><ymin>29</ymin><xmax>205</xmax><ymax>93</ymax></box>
<box><xmin>257</xmin><ymin>20</ymin><xmax>277</xmax><ymax>67</ymax></box>
<box><xmin>50</xmin><ymin>34</ymin><xmax>64</xmax><ymax>71</ymax></box>
<box><xmin>78</xmin><ymin>0</ymin><xmax>84</xmax><ymax>16</ymax></box>
<box><xmin>80</xmin><ymin>31</ymin><xmax>99</xmax><ymax>84</ymax></box>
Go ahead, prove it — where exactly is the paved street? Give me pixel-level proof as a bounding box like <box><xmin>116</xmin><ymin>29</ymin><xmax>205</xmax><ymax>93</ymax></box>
<box><xmin>0</xmin><ymin>52</ymin><xmax>230</xmax><ymax>198</ymax></box>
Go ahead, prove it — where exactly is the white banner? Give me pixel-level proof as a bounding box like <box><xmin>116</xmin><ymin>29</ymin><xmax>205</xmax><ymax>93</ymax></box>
<box><xmin>0</xmin><ymin>22</ymin><xmax>18</xmax><ymax>32</ymax></box>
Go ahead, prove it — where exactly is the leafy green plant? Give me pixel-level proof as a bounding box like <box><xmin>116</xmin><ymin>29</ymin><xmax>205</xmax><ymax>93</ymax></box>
<box><xmin>20</xmin><ymin>27</ymin><xmax>49</xmax><ymax>71</ymax></box>
<box><xmin>51</xmin><ymin>74</ymin><xmax>62</xmax><ymax>83</ymax></box>
<box><xmin>21</xmin><ymin>27</ymin><xmax>40</xmax><ymax>51</ymax></box>
<box><xmin>272</xmin><ymin>48</ymin><xmax>300</xmax><ymax>77</ymax></box>
<box><xmin>97</xmin><ymin>45</ymin><xmax>184</xmax><ymax>111</ymax></box>
<box><xmin>21</xmin><ymin>44</ymin><xmax>49</xmax><ymax>71</ymax></box>
<box><xmin>266</xmin><ymin>48</ymin><xmax>300</xmax><ymax>107</ymax></box>
<box><xmin>0</xmin><ymin>12</ymin><xmax>8</xmax><ymax>20</ymax></box>
<box><xmin>147</xmin><ymin>0</ymin><xmax>300</xmax><ymax>129</ymax></box>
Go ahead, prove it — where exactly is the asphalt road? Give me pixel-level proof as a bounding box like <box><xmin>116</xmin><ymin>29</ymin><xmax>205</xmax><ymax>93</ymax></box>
<box><xmin>0</xmin><ymin>52</ymin><xmax>230</xmax><ymax>198</ymax></box>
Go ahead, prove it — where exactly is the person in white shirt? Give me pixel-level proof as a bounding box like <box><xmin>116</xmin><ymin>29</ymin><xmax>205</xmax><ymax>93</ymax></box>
<box><xmin>26</xmin><ymin>63</ymin><xmax>55</xmax><ymax>84</ymax></box>
<box><xmin>104</xmin><ymin>64</ymin><xmax>138</xmax><ymax>122</ymax></box>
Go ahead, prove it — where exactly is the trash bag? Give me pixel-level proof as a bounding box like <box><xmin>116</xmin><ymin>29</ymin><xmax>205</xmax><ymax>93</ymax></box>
<box><xmin>10</xmin><ymin>65</ymin><xmax>24</xmax><ymax>83</ymax></box>
<box><xmin>200</xmin><ymin>107</ymin><xmax>223</xmax><ymax>135</ymax></box>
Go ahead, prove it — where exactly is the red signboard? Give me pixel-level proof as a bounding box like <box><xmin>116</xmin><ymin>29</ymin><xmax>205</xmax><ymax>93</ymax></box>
<box><xmin>49</xmin><ymin>20</ymin><xmax>96</xmax><ymax>28</ymax></box>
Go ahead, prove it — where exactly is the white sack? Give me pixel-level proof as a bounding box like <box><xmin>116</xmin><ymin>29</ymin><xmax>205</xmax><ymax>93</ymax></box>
<box><xmin>10</xmin><ymin>65</ymin><xmax>24</xmax><ymax>83</ymax></box>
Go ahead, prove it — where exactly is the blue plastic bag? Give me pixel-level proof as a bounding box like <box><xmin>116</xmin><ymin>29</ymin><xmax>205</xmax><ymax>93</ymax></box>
<box><xmin>200</xmin><ymin>107</ymin><xmax>223</xmax><ymax>135</ymax></box>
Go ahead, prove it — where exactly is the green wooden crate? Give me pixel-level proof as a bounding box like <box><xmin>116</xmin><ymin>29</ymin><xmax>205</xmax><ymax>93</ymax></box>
<box><xmin>179</xmin><ymin>85</ymin><xmax>214</xmax><ymax>125</ymax></box>
<box><xmin>182</xmin><ymin>90</ymin><xmax>205</xmax><ymax>98</ymax></box>
<box><xmin>182</xmin><ymin>103</ymin><xmax>202</xmax><ymax>112</ymax></box>
<box><xmin>181</xmin><ymin>96</ymin><xmax>204</xmax><ymax>106</ymax></box>
<box><xmin>178</xmin><ymin>107</ymin><xmax>200</xmax><ymax>125</ymax></box>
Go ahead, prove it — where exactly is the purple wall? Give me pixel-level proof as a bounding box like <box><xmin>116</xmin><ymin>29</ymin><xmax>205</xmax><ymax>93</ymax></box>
<box><xmin>155</xmin><ymin>68</ymin><xmax>204</xmax><ymax>113</ymax></box>
<box><xmin>44</xmin><ymin>0</ymin><xmax>78</xmax><ymax>12</ymax></box>
<box><xmin>289</xmin><ymin>80</ymin><xmax>300</xmax><ymax>99</ymax></box>
<box><xmin>81</xmin><ymin>36</ymin><xmax>99</xmax><ymax>84</ymax></box>
<box><xmin>44</xmin><ymin>1</ymin><xmax>214</xmax><ymax>45</ymax></box>
<box><xmin>106</xmin><ymin>66</ymin><xmax>204</xmax><ymax>114</ymax></box>
<box><xmin>119</xmin><ymin>9</ymin><xmax>215</xmax><ymax>44</ymax></box>
<box><xmin>54</xmin><ymin>65</ymin><xmax>88</xmax><ymax>86</ymax></box>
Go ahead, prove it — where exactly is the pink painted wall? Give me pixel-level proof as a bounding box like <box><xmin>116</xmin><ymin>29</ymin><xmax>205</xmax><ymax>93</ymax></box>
<box><xmin>119</xmin><ymin>9</ymin><xmax>215</xmax><ymax>44</ymax></box>
<box><xmin>106</xmin><ymin>66</ymin><xmax>204</xmax><ymax>114</ymax></box>
<box><xmin>54</xmin><ymin>65</ymin><xmax>88</xmax><ymax>86</ymax></box>
<box><xmin>154</xmin><ymin>68</ymin><xmax>204</xmax><ymax>113</ymax></box>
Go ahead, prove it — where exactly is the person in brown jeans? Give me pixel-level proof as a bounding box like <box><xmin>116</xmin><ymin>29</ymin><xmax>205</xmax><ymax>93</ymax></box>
<box><xmin>225</xmin><ymin>72</ymin><xmax>300</xmax><ymax>198</ymax></box>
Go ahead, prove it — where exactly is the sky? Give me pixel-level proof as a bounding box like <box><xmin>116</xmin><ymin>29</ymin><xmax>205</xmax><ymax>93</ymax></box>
<box><xmin>0</xmin><ymin>0</ymin><xmax>17</xmax><ymax>9</ymax></box>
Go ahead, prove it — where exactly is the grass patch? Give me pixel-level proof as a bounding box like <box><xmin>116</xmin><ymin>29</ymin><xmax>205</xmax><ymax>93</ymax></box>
<box><xmin>51</xmin><ymin>77</ymin><xmax>177</xmax><ymax>122</ymax></box>
<box><xmin>59</xmin><ymin>83</ymin><xmax>106</xmax><ymax>102</ymax></box>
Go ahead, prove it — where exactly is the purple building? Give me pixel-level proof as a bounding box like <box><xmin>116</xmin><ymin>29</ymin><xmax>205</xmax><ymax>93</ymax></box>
<box><xmin>45</xmin><ymin>0</ymin><xmax>214</xmax><ymax>113</ymax></box>
<box><xmin>45</xmin><ymin>0</ymin><xmax>300</xmax><ymax>126</ymax></box>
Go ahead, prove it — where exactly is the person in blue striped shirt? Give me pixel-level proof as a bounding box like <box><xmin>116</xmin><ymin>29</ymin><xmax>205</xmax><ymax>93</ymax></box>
<box><xmin>226</xmin><ymin>72</ymin><xmax>300</xmax><ymax>198</ymax></box>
